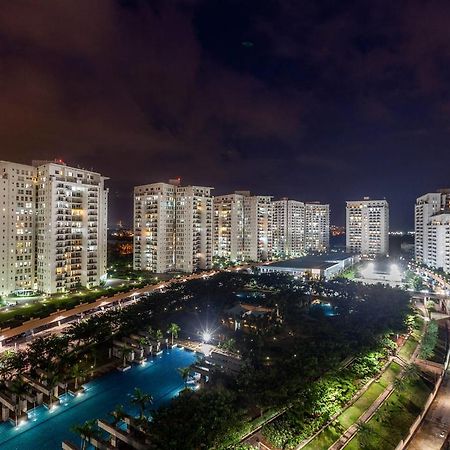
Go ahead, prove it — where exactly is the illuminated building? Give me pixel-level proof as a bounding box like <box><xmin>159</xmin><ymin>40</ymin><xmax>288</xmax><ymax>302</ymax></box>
<box><xmin>272</xmin><ymin>198</ymin><xmax>305</xmax><ymax>257</ymax></box>
<box><xmin>304</xmin><ymin>203</ymin><xmax>330</xmax><ymax>252</ymax></box>
<box><xmin>415</xmin><ymin>190</ymin><xmax>450</xmax><ymax>272</ymax></box>
<box><xmin>35</xmin><ymin>161</ymin><xmax>108</xmax><ymax>293</ymax></box>
<box><xmin>238</xmin><ymin>191</ymin><xmax>272</xmax><ymax>262</ymax></box>
<box><xmin>0</xmin><ymin>161</ymin><xmax>36</xmax><ymax>297</ymax></box>
<box><xmin>0</xmin><ymin>160</ymin><xmax>108</xmax><ymax>296</ymax></box>
<box><xmin>213</xmin><ymin>193</ymin><xmax>245</xmax><ymax>262</ymax></box>
<box><xmin>134</xmin><ymin>180</ymin><xmax>213</xmax><ymax>273</ymax></box>
<box><xmin>346</xmin><ymin>198</ymin><xmax>389</xmax><ymax>256</ymax></box>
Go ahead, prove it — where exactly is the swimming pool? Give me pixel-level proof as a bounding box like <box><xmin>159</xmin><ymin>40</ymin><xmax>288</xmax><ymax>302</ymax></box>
<box><xmin>0</xmin><ymin>347</ymin><xmax>197</xmax><ymax>449</ymax></box>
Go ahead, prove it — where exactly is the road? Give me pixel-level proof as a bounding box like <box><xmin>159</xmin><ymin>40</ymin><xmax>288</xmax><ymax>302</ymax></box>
<box><xmin>0</xmin><ymin>269</ymin><xmax>225</xmax><ymax>351</ymax></box>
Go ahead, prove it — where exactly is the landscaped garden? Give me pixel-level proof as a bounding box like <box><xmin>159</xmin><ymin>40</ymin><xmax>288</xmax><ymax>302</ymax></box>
<box><xmin>346</xmin><ymin>374</ymin><xmax>432</xmax><ymax>450</ymax></box>
<box><xmin>0</xmin><ymin>271</ymin><xmax>422</xmax><ymax>449</ymax></box>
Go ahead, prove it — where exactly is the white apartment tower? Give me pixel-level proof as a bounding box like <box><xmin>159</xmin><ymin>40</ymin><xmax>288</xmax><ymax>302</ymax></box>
<box><xmin>346</xmin><ymin>198</ymin><xmax>389</xmax><ymax>256</ymax></box>
<box><xmin>134</xmin><ymin>180</ymin><xmax>213</xmax><ymax>273</ymax></box>
<box><xmin>304</xmin><ymin>203</ymin><xmax>330</xmax><ymax>252</ymax></box>
<box><xmin>35</xmin><ymin>162</ymin><xmax>108</xmax><ymax>293</ymax></box>
<box><xmin>0</xmin><ymin>161</ymin><xmax>36</xmax><ymax>297</ymax></box>
<box><xmin>415</xmin><ymin>191</ymin><xmax>450</xmax><ymax>265</ymax></box>
<box><xmin>272</xmin><ymin>199</ymin><xmax>305</xmax><ymax>257</ymax></box>
<box><xmin>415</xmin><ymin>190</ymin><xmax>450</xmax><ymax>273</ymax></box>
<box><xmin>133</xmin><ymin>183</ymin><xmax>176</xmax><ymax>273</ymax></box>
<box><xmin>175</xmin><ymin>185</ymin><xmax>213</xmax><ymax>273</ymax></box>
<box><xmin>237</xmin><ymin>191</ymin><xmax>272</xmax><ymax>262</ymax></box>
<box><xmin>0</xmin><ymin>160</ymin><xmax>108</xmax><ymax>296</ymax></box>
<box><xmin>213</xmin><ymin>194</ymin><xmax>245</xmax><ymax>262</ymax></box>
<box><xmin>427</xmin><ymin>214</ymin><xmax>450</xmax><ymax>273</ymax></box>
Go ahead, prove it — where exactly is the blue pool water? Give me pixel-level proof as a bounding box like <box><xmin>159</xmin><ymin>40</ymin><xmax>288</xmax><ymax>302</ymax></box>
<box><xmin>0</xmin><ymin>347</ymin><xmax>197</xmax><ymax>450</ymax></box>
<box><xmin>309</xmin><ymin>302</ymin><xmax>337</xmax><ymax>317</ymax></box>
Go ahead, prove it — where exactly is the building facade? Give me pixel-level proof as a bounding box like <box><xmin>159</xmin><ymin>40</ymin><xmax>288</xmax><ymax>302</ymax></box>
<box><xmin>35</xmin><ymin>162</ymin><xmax>108</xmax><ymax>293</ymax></box>
<box><xmin>304</xmin><ymin>203</ymin><xmax>330</xmax><ymax>252</ymax></box>
<box><xmin>346</xmin><ymin>198</ymin><xmax>389</xmax><ymax>256</ymax></box>
<box><xmin>415</xmin><ymin>191</ymin><xmax>450</xmax><ymax>265</ymax></box>
<box><xmin>213</xmin><ymin>193</ymin><xmax>245</xmax><ymax>262</ymax></box>
<box><xmin>0</xmin><ymin>160</ymin><xmax>108</xmax><ymax>296</ymax></box>
<box><xmin>0</xmin><ymin>161</ymin><xmax>36</xmax><ymax>297</ymax></box>
<box><xmin>415</xmin><ymin>190</ymin><xmax>450</xmax><ymax>273</ymax></box>
<box><xmin>272</xmin><ymin>199</ymin><xmax>305</xmax><ymax>257</ymax></box>
<box><xmin>238</xmin><ymin>192</ymin><xmax>272</xmax><ymax>262</ymax></box>
<box><xmin>133</xmin><ymin>183</ymin><xmax>176</xmax><ymax>273</ymax></box>
<box><xmin>134</xmin><ymin>180</ymin><xmax>213</xmax><ymax>273</ymax></box>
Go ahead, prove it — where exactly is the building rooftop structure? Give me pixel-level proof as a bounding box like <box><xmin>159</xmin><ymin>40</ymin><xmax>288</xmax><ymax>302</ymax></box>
<box><xmin>258</xmin><ymin>252</ymin><xmax>358</xmax><ymax>279</ymax></box>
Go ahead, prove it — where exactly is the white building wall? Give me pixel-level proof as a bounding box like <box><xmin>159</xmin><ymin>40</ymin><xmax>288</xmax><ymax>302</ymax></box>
<box><xmin>36</xmin><ymin>162</ymin><xmax>108</xmax><ymax>293</ymax></box>
<box><xmin>0</xmin><ymin>161</ymin><xmax>36</xmax><ymax>297</ymax></box>
<box><xmin>272</xmin><ymin>199</ymin><xmax>305</xmax><ymax>257</ymax></box>
<box><xmin>304</xmin><ymin>203</ymin><xmax>330</xmax><ymax>252</ymax></box>
<box><xmin>213</xmin><ymin>194</ymin><xmax>244</xmax><ymax>262</ymax></box>
<box><xmin>346</xmin><ymin>199</ymin><xmax>389</xmax><ymax>256</ymax></box>
<box><xmin>133</xmin><ymin>183</ymin><xmax>176</xmax><ymax>273</ymax></box>
<box><xmin>426</xmin><ymin>213</ymin><xmax>450</xmax><ymax>273</ymax></box>
<box><xmin>133</xmin><ymin>182</ymin><xmax>213</xmax><ymax>274</ymax></box>
<box><xmin>415</xmin><ymin>192</ymin><xmax>450</xmax><ymax>264</ymax></box>
<box><xmin>239</xmin><ymin>192</ymin><xmax>272</xmax><ymax>262</ymax></box>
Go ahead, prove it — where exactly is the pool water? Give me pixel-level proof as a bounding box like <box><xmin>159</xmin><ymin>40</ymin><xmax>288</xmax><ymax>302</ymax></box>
<box><xmin>0</xmin><ymin>347</ymin><xmax>197</xmax><ymax>450</ymax></box>
<box><xmin>309</xmin><ymin>302</ymin><xmax>337</xmax><ymax>317</ymax></box>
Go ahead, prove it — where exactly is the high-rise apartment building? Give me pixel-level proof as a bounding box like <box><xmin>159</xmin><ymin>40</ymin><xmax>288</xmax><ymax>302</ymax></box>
<box><xmin>0</xmin><ymin>161</ymin><xmax>36</xmax><ymax>297</ymax></box>
<box><xmin>133</xmin><ymin>180</ymin><xmax>213</xmax><ymax>273</ymax></box>
<box><xmin>426</xmin><ymin>214</ymin><xmax>450</xmax><ymax>273</ymax></box>
<box><xmin>272</xmin><ymin>199</ymin><xmax>305</xmax><ymax>257</ymax></box>
<box><xmin>238</xmin><ymin>191</ymin><xmax>272</xmax><ymax>262</ymax></box>
<box><xmin>213</xmin><ymin>193</ymin><xmax>245</xmax><ymax>262</ymax></box>
<box><xmin>346</xmin><ymin>198</ymin><xmax>389</xmax><ymax>256</ymax></box>
<box><xmin>415</xmin><ymin>190</ymin><xmax>450</xmax><ymax>273</ymax></box>
<box><xmin>175</xmin><ymin>185</ymin><xmax>213</xmax><ymax>273</ymax></box>
<box><xmin>134</xmin><ymin>183</ymin><xmax>176</xmax><ymax>273</ymax></box>
<box><xmin>304</xmin><ymin>203</ymin><xmax>330</xmax><ymax>252</ymax></box>
<box><xmin>35</xmin><ymin>162</ymin><xmax>108</xmax><ymax>293</ymax></box>
<box><xmin>0</xmin><ymin>160</ymin><xmax>108</xmax><ymax>296</ymax></box>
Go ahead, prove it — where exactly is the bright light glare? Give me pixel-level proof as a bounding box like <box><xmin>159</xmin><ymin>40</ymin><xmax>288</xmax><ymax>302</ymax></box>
<box><xmin>202</xmin><ymin>331</ymin><xmax>212</xmax><ymax>343</ymax></box>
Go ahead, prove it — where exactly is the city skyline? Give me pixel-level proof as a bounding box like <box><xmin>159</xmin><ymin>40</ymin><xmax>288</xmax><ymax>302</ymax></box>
<box><xmin>1</xmin><ymin>1</ymin><xmax>450</xmax><ymax>229</ymax></box>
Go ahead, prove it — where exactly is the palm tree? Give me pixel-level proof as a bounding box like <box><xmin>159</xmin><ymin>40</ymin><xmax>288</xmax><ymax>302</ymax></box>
<box><xmin>130</xmin><ymin>387</ymin><xmax>153</xmax><ymax>420</ymax></box>
<box><xmin>71</xmin><ymin>419</ymin><xmax>97</xmax><ymax>450</ymax></box>
<box><xmin>46</xmin><ymin>371</ymin><xmax>61</xmax><ymax>405</ymax></box>
<box><xmin>119</xmin><ymin>346</ymin><xmax>133</xmax><ymax>368</ymax></box>
<box><xmin>167</xmin><ymin>323</ymin><xmax>181</xmax><ymax>346</ymax></box>
<box><xmin>109</xmin><ymin>404</ymin><xmax>126</xmax><ymax>426</ymax></box>
<box><xmin>178</xmin><ymin>367</ymin><xmax>191</xmax><ymax>388</ymax></box>
<box><xmin>71</xmin><ymin>363</ymin><xmax>86</xmax><ymax>390</ymax></box>
<box><xmin>10</xmin><ymin>378</ymin><xmax>28</xmax><ymax>426</ymax></box>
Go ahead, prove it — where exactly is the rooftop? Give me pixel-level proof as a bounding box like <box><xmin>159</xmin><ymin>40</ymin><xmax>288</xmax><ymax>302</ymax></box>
<box><xmin>263</xmin><ymin>253</ymin><xmax>354</xmax><ymax>270</ymax></box>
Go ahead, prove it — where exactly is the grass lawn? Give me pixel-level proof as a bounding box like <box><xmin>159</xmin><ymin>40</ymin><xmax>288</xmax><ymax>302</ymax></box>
<box><xmin>398</xmin><ymin>319</ymin><xmax>424</xmax><ymax>361</ymax></box>
<box><xmin>302</xmin><ymin>362</ymin><xmax>401</xmax><ymax>450</ymax></box>
<box><xmin>345</xmin><ymin>376</ymin><xmax>432</xmax><ymax>450</ymax></box>
<box><xmin>398</xmin><ymin>337</ymin><xmax>418</xmax><ymax>361</ymax></box>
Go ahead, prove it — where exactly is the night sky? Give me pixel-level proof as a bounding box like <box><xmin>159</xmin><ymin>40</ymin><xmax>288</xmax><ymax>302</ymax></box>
<box><xmin>1</xmin><ymin>0</ymin><xmax>449</xmax><ymax>229</ymax></box>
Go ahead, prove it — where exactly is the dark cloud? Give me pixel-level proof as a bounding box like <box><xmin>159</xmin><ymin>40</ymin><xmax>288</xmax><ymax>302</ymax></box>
<box><xmin>0</xmin><ymin>0</ymin><xmax>449</xmax><ymax>228</ymax></box>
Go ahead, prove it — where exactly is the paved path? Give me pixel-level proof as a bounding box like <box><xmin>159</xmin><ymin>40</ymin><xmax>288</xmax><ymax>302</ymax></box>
<box><xmin>328</xmin><ymin>328</ymin><xmax>423</xmax><ymax>450</ymax></box>
<box><xmin>329</xmin><ymin>383</ymin><xmax>395</xmax><ymax>449</ymax></box>
<box><xmin>406</xmin><ymin>371</ymin><xmax>450</xmax><ymax>450</ymax></box>
<box><xmin>406</xmin><ymin>319</ymin><xmax>450</xmax><ymax>450</ymax></box>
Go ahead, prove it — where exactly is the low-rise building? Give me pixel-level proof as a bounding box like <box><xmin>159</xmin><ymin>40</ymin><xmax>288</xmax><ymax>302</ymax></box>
<box><xmin>258</xmin><ymin>253</ymin><xmax>358</xmax><ymax>279</ymax></box>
